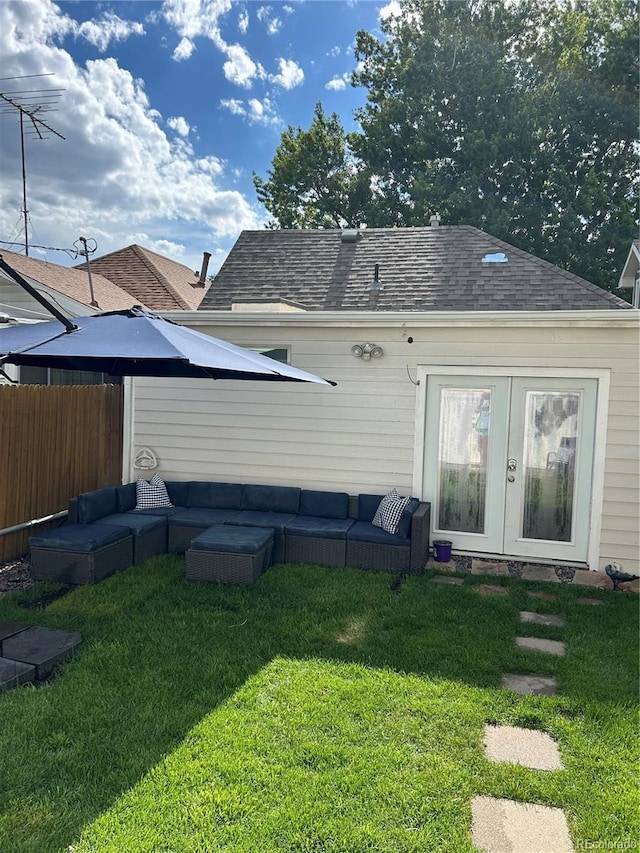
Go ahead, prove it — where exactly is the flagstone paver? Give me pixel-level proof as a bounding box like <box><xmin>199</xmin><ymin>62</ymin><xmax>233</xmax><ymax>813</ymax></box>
<box><xmin>527</xmin><ymin>591</ymin><xmax>557</xmax><ymax>602</ymax></box>
<box><xmin>520</xmin><ymin>565</ymin><xmax>560</xmax><ymax>583</ymax></box>
<box><xmin>501</xmin><ymin>673</ymin><xmax>558</xmax><ymax>696</ymax></box>
<box><xmin>471</xmin><ymin>560</ymin><xmax>510</xmax><ymax>577</ymax></box>
<box><xmin>431</xmin><ymin>575</ymin><xmax>464</xmax><ymax>585</ymax></box>
<box><xmin>519</xmin><ymin>611</ymin><xmax>565</xmax><ymax>628</ymax></box>
<box><xmin>425</xmin><ymin>559</ymin><xmax>459</xmax><ymax>574</ymax></box>
<box><xmin>471</xmin><ymin>796</ymin><xmax>573</xmax><ymax>853</ymax></box>
<box><xmin>483</xmin><ymin>724</ymin><xmax>563</xmax><ymax>770</ymax></box>
<box><xmin>570</xmin><ymin>570</ymin><xmax>611</xmax><ymax>590</ymax></box>
<box><xmin>516</xmin><ymin>636</ymin><xmax>566</xmax><ymax>656</ymax></box>
<box><xmin>576</xmin><ymin>597</ymin><xmax>604</xmax><ymax>606</ymax></box>
<box><xmin>475</xmin><ymin>584</ymin><xmax>509</xmax><ymax>596</ymax></box>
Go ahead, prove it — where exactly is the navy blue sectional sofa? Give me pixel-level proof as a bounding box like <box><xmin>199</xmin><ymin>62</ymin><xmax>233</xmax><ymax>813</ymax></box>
<box><xmin>47</xmin><ymin>480</ymin><xmax>430</xmax><ymax>581</ymax></box>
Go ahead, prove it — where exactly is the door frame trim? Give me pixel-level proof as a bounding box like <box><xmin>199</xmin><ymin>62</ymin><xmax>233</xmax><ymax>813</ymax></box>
<box><xmin>413</xmin><ymin>365</ymin><xmax>611</xmax><ymax>570</ymax></box>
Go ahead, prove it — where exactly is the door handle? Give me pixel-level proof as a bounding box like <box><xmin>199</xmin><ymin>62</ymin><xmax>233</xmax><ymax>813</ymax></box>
<box><xmin>507</xmin><ymin>458</ymin><xmax>517</xmax><ymax>471</ymax></box>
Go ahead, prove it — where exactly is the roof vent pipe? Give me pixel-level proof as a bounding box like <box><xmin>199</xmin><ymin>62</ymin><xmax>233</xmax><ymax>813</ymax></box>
<box><xmin>197</xmin><ymin>252</ymin><xmax>211</xmax><ymax>286</ymax></box>
<box><xmin>429</xmin><ymin>213</ymin><xmax>441</xmax><ymax>227</ymax></box>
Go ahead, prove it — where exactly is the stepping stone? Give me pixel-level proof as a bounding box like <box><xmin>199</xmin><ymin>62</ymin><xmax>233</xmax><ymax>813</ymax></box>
<box><xmin>618</xmin><ymin>577</ymin><xmax>640</xmax><ymax>594</ymax></box>
<box><xmin>516</xmin><ymin>636</ymin><xmax>566</xmax><ymax>656</ymax></box>
<box><xmin>0</xmin><ymin>622</ymin><xmax>29</xmax><ymax>653</ymax></box>
<box><xmin>576</xmin><ymin>597</ymin><xmax>604</xmax><ymax>606</ymax></box>
<box><xmin>520</xmin><ymin>565</ymin><xmax>560</xmax><ymax>583</ymax></box>
<box><xmin>527</xmin><ymin>591</ymin><xmax>557</xmax><ymax>602</ymax></box>
<box><xmin>570</xmin><ymin>570</ymin><xmax>610</xmax><ymax>590</ymax></box>
<box><xmin>471</xmin><ymin>796</ymin><xmax>573</xmax><ymax>853</ymax></box>
<box><xmin>483</xmin><ymin>724</ymin><xmax>564</xmax><ymax>770</ymax></box>
<box><xmin>475</xmin><ymin>584</ymin><xmax>509</xmax><ymax>596</ymax></box>
<box><xmin>0</xmin><ymin>657</ymin><xmax>36</xmax><ymax>691</ymax></box>
<box><xmin>425</xmin><ymin>559</ymin><xmax>458</xmax><ymax>574</ymax></box>
<box><xmin>2</xmin><ymin>627</ymin><xmax>82</xmax><ymax>681</ymax></box>
<box><xmin>431</xmin><ymin>575</ymin><xmax>464</xmax><ymax>585</ymax></box>
<box><xmin>471</xmin><ymin>559</ymin><xmax>509</xmax><ymax>577</ymax></box>
<box><xmin>519</xmin><ymin>611</ymin><xmax>565</xmax><ymax>628</ymax></box>
<box><xmin>501</xmin><ymin>673</ymin><xmax>558</xmax><ymax>696</ymax></box>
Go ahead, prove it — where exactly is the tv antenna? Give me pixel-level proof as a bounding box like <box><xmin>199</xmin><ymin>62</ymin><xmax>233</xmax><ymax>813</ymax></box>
<box><xmin>0</xmin><ymin>73</ymin><xmax>65</xmax><ymax>256</ymax></box>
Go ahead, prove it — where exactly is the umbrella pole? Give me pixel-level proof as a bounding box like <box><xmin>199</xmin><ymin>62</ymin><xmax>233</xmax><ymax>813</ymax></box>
<box><xmin>0</xmin><ymin>255</ymin><xmax>78</xmax><ymax>333</ymax></box>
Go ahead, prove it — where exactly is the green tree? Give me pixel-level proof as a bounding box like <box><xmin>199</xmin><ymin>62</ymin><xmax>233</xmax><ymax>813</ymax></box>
<box><xmin>253</xmin><ymin>102</ymin><xmax>370</xmax><ymax>229</ymax></box>
<box><xmin>254</xmin><ymin>0</ymin><xmax>638</xmax><ymax>291</ymax></box>
<box><xmin>351</xmin><ymin>0</ymin><xmax>638</xmax><ymax>291</ymax></box>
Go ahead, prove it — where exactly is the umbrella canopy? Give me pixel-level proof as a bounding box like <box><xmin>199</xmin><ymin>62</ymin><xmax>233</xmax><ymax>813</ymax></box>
<box><xmin>0</xmin><ymin>307</ymin><xmax>335</xmax><ymax>385</ymax></box>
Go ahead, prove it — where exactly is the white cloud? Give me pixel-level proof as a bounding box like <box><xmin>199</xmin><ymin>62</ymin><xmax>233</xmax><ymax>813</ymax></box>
<box><xmin>76</xmin><ymin>13</ymin><xmax>144</xmax><ymax>52</ymax></box>
<box><xmin>238</xmin><ymin>9</ymin><xmax>249</xmax><ymax>34</ymax></box>
<box><xmin>379</xmin><ymin>1</ymin><xmax>402</xmax><ymax>21</ymax></box>
<box><xmin>167</xmin><ymin>116</ymin><xmax>190</xmax><ymax>137</ymax></box>
<box><xmin>0</xmin><ymin>0</ymin><xmax>260</xmax><ymax>263</ymax></box>
<box><xmin>327</xmin><ymin>45</ymin><xmax>341</xmax><ymax>58</ymax></box>
<box><xmin>269</xmin><ymin>58</ymin><xmax>304</xmax><ymax>90</ymax></box>
<box><xmin>172</xmin><ymin>36</ymin><xmax>195</xmax><ymax>60</ymax></box>
<box><xmin>219</xmin><ymin>96</ymin><xmax>279</xmax><ymax>126</ymax></box>
<box><xmin>222</xmin><ymin>43</ymin><xmax>265</xmax><ymax>87</ymax></box>
<box><xmin>326</xmin><ymin>73</ymin><xmax>349</xmax><ymax>91</ymax></box>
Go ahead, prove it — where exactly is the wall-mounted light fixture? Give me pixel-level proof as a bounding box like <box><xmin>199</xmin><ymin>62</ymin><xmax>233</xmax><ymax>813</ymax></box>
<box><xmin>351</xmin><ymin>342</ymin><xmax>384</xmax><ymax>360</ymax></box>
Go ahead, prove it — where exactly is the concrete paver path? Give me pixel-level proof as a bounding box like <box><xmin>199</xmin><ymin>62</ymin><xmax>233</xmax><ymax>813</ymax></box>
<box><xmin>515</xmin><ymin>636</ymin><xmax>566</xmax><ymax>656</ymax></box>
<box><xmin>483</xmin><ymin>724</ymin><xmax>563</xmax><ymax>770</ymax></box>
<box><xmin>501</xmin><ymin>673</ymin><xmax>558</xmax><ymax>696</ymax></box>
<box><xmin>471</xmin><ymin>796</ymin><xmax>573</xmax><ymax>853</ymax></box>
<box><xmin>519</xmin><ymin>611</ymin><xmax>565</xmax><ymax>628</ymax></box>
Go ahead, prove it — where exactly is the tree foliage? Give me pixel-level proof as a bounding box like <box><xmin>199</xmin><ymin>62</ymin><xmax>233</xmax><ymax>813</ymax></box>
<box><xmin>254</xmin><ymin>0</ymin><xmax>638</xmax><ymax>291</ymax></box>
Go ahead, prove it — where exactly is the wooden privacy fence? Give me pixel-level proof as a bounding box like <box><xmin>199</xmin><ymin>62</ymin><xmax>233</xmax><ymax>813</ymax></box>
<box><xmin>0</xmin><ymin>384</ymin><xmax>123</xmax><ymax>562</ymax></box>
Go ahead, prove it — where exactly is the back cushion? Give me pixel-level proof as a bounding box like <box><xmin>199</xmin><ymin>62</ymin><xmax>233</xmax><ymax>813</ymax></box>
<box><xmin>241</xmin><ymin>484</ymin><xmax>300</xmax><ymax>514</ymax></box>
<box><xmin>115</xmin><ymin>483</ymin><xmax>136</xmax><ymax>513</ymax></box>
<box><xmin>188</xmin><ymin>481</ymin><xmax>243</xmax><ymax>509</ymax></box>
<box><xmin>300</xmin><ymin>489</ymin><xmax>349</xmax><ymax>519</ymax></box>
<box><xmin>357</xmin><ymin>494</ymin><xmax>386</xmax><ymax>523</ymax></box>
<box><xmin>165</xmin><ymin>481</ymin><xmax>192</xmax><ymax>507</ymax></box>
<box><xmin>76</xmin><ymin>486</ymin><xmax>117</xmax><ymax>524</ymax></box>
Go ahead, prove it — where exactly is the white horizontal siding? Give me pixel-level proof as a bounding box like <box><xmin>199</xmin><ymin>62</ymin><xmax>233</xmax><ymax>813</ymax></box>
<box><xmin>131</xmin><ymin>312</ymin><xmax>639</xmax><ymax>573</ymax></box>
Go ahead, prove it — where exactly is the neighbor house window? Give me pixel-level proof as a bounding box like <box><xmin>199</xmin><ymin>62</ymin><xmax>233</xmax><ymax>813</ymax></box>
<box><xmin>249</xmin><ymin>347</ymin><xmax>290</xmax><ymax>364</ymax></box>
<box><xmin>20</xmin><ymin>366</ymin><xmax>122</xmax><ymax>386</ymax></box>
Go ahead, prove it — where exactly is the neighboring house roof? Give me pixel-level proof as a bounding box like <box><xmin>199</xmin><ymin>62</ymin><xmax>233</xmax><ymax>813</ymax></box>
<box><xmin>82</xmin><ymin>244</ymin><xmax>210</xmax><ymax>311</ymax></box>
<box><xmin>618</xmin><ymin>239</ymin><xmax>640</xmax><ymax>290</ymax></box>
<box><xmin>200</xmin><ymin>226</ymin><xmax>631</xmax><ymax>312</ymax></box>
<box><xmin>0</xmin><ymin>248</ymin><xmax>147</xmax><ymax>313</ymax></box>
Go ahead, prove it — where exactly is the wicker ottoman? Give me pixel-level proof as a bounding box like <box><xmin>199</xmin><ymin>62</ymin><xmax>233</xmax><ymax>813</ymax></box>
<box><xmin>98</xmin><ymin>513</ymin><xmax>167</xmax><ymax>565</ymax></box>
<box><xmin>30</xmin><ymin>524</ymin><xmax>134</xmax><ymax>585</ymax></box>
<box><xmin>185</xmin><ymin>525</ymin><xmax>274</xmax><ymax>585</ymax></box>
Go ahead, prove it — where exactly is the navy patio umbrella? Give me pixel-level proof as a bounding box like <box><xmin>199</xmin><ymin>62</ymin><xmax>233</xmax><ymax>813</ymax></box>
<box><xmin>0</xmin><ymin>258</ymin><xmax>335</xmax><ymax>386</ymax></box>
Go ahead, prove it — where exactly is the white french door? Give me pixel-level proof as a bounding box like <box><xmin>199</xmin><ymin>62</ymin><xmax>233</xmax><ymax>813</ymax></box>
<box><xmin>423</xmin><ymin>374</ymin><xmax>598</xmax><ymax>562</ymax></box>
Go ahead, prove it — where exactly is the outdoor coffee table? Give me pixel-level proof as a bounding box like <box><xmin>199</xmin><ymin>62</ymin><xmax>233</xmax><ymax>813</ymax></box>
<box><xmin>185</xmin><ymin>525</ymin><xmax>274</xmax><ymax>585</ymax></box>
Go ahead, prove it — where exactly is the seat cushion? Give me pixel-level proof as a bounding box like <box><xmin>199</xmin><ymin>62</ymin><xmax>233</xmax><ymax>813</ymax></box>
<box><xmin>187</xmin><ymin>481</ymin><xmax>243</xmax><ymax>510</ymax></box>
<box><xmin>191</xmin><ymin>525</ymin><xmax>273</xmax><ymax>554</ymax></box>
<box><xmin>76</xmin><ymin>487</ymin><xmax>118</xmax><ymax>524</ymax></box>
<box><xmin>285</xmin><ymin>516</ymin><xmax>355</xmax><ymax>540</ymax></box>
<box><xmin>231</xmin><ymin>510</ymin><xmax>296</xmax><ymax>534</ymax></box>
<box><xmin>30</xmin><ymin>523</ymin><xmax>129</xmax><ymax>552</ymax></box>
<box><xmin>299</xmin><ymin>489</ymin><xmax>349</xmax><ymax>519</ymax></box>
<box><xmin>100</xmin><ymin>513</ymin><xmax>167</xmax><ymax>534</ymax></box>
<box><xmin>346</xmin><ymin>521</ymin><xmax>410</xmax><ymax>547</ymax></box>
<box><xmin>170</xmin><ymin>507</ymin><xmax>242</xmax><ymax>527</ymax></box>
<box><xmin>128</xmin><ymin>506</ymin><xmax>180</xmax><ymax>517</ymax></box>
<box><xmin>241</xmin><ymin>484</ymin><xmax>300</xmax><ymax>514</ymax></box>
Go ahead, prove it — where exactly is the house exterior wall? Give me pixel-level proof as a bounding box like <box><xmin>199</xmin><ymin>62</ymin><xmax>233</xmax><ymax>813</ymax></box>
<box><xmin>127</xmin><ymin>310</ymin><xmax>639</xmax><ymax>574</ymax></box>
<box><xmin>0</xmin><ymin>278</ymin><xmax>91</xmax><ymax>321</ymax></box>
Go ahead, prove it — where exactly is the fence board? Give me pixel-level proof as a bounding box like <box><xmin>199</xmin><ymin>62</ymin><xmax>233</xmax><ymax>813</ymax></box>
<box><xmin>0</xmin><ymin>385</ymin><xmax>123</xmax><ymax>561</ymax></box>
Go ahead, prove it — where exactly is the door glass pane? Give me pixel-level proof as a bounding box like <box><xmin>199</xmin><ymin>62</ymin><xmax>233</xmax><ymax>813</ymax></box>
<box><xmin>522</xmin><ymin>391</ymin><xmax>579</xmax><ymax>542</ymax></box>
<box><xmin>437</xmin><ymin>388</ymin><xmax>491</xmax><ymax>533</ymax></box>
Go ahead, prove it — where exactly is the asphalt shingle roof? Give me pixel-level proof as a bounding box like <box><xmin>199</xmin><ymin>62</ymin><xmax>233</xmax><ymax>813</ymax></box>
<box><xmin>0</xmin><ymin>249</ymin><xmax>146</xmax><ymax>312</ymax></box>
<box><xmin>79</xmin><ymin>244</ymin><xmax>209</xmax><ymax>311</ymax></box>
<box><xmin>200</xmin><ymin>226</ymin><xmax>630</xmax><ymax>312</ymax></box>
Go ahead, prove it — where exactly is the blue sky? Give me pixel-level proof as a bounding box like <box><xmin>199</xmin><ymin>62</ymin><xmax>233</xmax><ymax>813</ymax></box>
<box><xmin>0</xmin><ymin>0</ymin><xmax>397</xmax><ymax>275</ymax></box>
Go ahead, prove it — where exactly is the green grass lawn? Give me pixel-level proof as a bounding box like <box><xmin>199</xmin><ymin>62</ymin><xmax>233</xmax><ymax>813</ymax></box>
<box><xmin>0</xmin><ymin>558</ymin><xmax>637</xmax><ymax>852</ymax></box>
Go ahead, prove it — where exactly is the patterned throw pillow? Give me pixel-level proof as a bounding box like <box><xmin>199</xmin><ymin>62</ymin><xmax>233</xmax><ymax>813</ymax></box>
<box><xmin>372</xmin><ymin>488</ymin><xmax>412</xmax><ymax>535</ymax></box>
<box><xmin>134</xmin><ymin>474</ymin><xmax>174</xmax><ymax>511</ymax></box>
